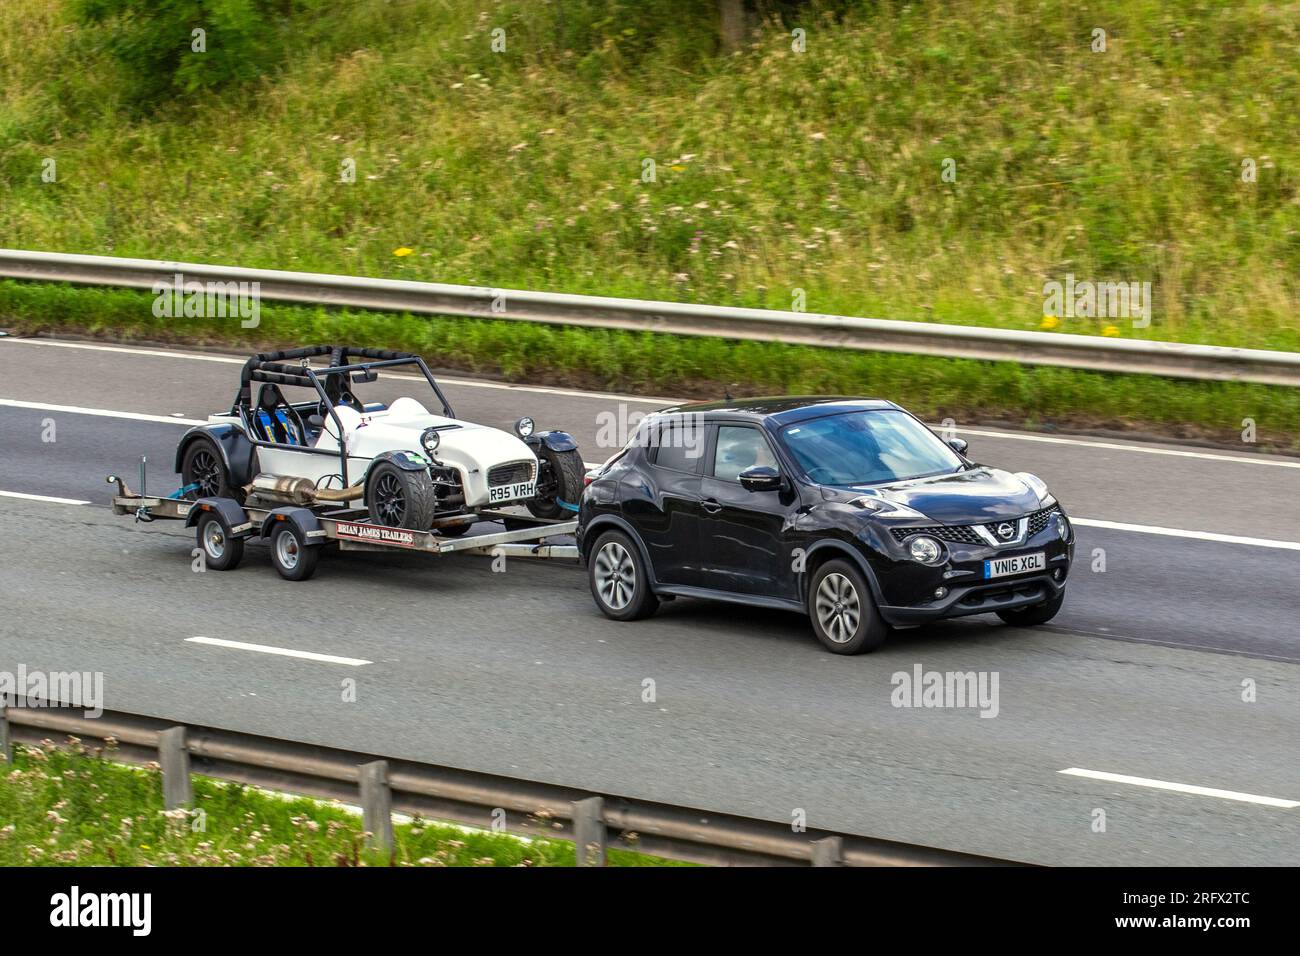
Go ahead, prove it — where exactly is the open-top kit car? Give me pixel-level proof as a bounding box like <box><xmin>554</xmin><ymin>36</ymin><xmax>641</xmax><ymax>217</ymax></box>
<box><xmin>175</xmin><ymin>346</ymin><xmax>585</xmax><ymax>532</ymax></box>
<box><xmin>578</xmin><ymin>397</ymin><xmax>1075</xmax><ymax>655</ymax></box>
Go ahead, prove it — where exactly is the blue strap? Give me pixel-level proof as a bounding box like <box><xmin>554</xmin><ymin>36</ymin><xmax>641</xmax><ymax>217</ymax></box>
<box><xmin>169</xmin><ymin>482</ymin><xmax>201</xmax><ymax>499</ymax></box>
<box><xmin>556</xmin><ymin>499</ymin><xmax>579</xmax><ymax>512</ymax></box>
<box><xmin>274</xmin><ymin>408</ymin><xmax>299</xmax><ymax>445</ymax></box>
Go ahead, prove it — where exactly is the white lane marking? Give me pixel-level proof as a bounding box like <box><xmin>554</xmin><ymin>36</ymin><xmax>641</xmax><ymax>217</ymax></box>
<box><xmin>1072</xmin><ymin>517</ymin><xmax>1300</xmax><ymax>552</ymax></box>
<box><xmin>0</xmin><ymin>398</ymin><xmax>205</xmax><ymax>426</ymax></box>
<box><xmin>951</xmin><ymin>425</ymin><xmax>1300</xmax><ymax>469</ymax></box>
<box><xmin>185</xmin><ymin>636</ymin><xmax>371</xmax><ymax>666</ymax></box>
<box><xmin>0</xmin><ymin>337</ymin><xmax>671</xmax><ymax>404</ymax></box>
<box><xmin>1059</xmin><ymin>768</ymin><xmax>1299</xmax><ymax>809</ymax></box>
<box><xmin>0</xmin><ymin>489</ymin><xmax>89</xmax><ymax>505</ymax></box>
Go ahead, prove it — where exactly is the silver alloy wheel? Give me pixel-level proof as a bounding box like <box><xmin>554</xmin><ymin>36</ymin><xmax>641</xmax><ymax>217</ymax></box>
<box><xmin>203</xmin><ymin>520</ymin><xmax>226</xmax><ymax>560</ymax></box>
<box><xmin>594</xmin><ymin>541</ymin><xmax>635</xmax><ymax>611</ymax></box>
<box><xmin>275</xmin><ymin>529</ymin><xmax>300</xmax><ymax>571</ymax></box>
<box><xmin>815</xmin><ymin>572</ymin><xmax>861</xmax><ymax>644</ymax></box>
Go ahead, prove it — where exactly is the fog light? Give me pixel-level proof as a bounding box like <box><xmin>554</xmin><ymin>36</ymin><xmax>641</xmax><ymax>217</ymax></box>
<box><xmin>933</xmin><ymin>587</ymin><xmax>948</xmax><ymax>600</ymax></box>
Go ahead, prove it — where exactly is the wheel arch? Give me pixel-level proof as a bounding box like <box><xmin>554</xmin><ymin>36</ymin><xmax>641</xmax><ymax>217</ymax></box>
<box><xmin>801</xmin><ymin>538</ymin><xmax>886</xmax><ymax>609</ymax></box>
<box><xmin>580</xmin><ymin>514</ymin><xmax>658</xmax><ymax>585</ymax></box>
<box><xmin>176</xmin><ymin>423</ymin><xmax>257</xmax><ymax>486</ymax></box>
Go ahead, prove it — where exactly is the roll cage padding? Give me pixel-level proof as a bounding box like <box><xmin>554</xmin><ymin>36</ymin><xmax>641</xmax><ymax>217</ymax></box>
<box><xmin>234</xmin><ymin>345</ymin><xmax>425</xmax><ymax>411</ymax></box>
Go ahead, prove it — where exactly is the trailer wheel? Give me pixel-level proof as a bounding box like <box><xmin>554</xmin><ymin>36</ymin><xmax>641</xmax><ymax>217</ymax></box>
<box><xmin>196</xmin><ymin>514</ymin><xmax>244</xmax><ymax>571</ymax></box>
<box><xmin>365</xmin><ymin>461</ymin><xmax>438</xmax><ymax>530</ymax></box>
<box><xmin>528</xmin><ymin>446</ymin><xmax>584</xmax><ymax>519</ymax></box>
<box><xmin>270</xmin><ymin>523</ymin><xmax>318</xmax><ymax>581</ymax></box>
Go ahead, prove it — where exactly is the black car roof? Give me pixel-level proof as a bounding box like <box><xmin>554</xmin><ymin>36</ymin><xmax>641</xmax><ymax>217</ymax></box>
<box><xmin>656</xmin><ymin>396</ymin><xmax>900</xmax><ymax>426</ymax></box>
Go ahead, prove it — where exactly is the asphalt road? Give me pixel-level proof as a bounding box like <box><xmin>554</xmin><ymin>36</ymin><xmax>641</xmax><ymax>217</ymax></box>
<box><xmin>0</xmin><ymin>335</ymin><xmax>1297</xmax><ymax>865</ymax></box>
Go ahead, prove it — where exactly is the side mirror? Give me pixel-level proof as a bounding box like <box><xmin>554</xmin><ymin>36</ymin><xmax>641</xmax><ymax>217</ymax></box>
<box><xmin>738</xmin><ymin>465</ymin><xmax>781</xmax><ymax>492</ymax></box>
<box><xmin>947</xmin><ymin>438</ymin><xmax>969</xmax><ymax>455</ymax></box>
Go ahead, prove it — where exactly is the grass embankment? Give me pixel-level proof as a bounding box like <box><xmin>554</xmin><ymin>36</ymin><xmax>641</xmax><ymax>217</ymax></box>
<box><xmin>0</xmin><ymin>741</ymin><xmax>681</xmax><ymax>866</ymax></box>
<box><xmin>1</xmin><ymin>0</ymin><xmax>1297</xmax><ymax>444</ymax></box>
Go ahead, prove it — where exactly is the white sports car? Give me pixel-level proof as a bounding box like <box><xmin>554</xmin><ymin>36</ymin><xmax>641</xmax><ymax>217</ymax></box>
<box><xmin>174</xmin><ymin>346</ymin><xmax>585</xmax><ymax>531</ymax></box>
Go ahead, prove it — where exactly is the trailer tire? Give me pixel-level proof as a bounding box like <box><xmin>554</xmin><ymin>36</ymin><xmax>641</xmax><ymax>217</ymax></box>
<box><xmin>196</xmin><ymin>513</ymin><xmax>244</xmax><ymax>571</ymax></box>
<box><xmin>365</xmin><ymin>461</ymin><xmax>438</xmax><ymax>530</ymax></box>
<box><xmin>528</xmin><ymin>446</ymin><xmax>584</xmax><ymax>519</ymax></box>
<box><xmin>270</xmin><ymin>523</ymin><xmax>318</xmax><ymax>581</ymax></box>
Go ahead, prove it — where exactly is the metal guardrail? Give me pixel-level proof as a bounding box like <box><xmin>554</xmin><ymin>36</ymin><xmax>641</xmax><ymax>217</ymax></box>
<box><xmin>0</xmin><ymin>700</ymin><xmax>1019</xmax><ymax>867</ymax></box>
<box><xmin>1</xmin><ymin>248</ymin><xmax>1297</xmax><ymax>387</ymax></box>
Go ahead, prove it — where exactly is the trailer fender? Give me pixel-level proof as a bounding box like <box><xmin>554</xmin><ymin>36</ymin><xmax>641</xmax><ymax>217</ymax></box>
<box><xmin>175</xmin><ymin>423</ymin><xmax>257</xmax><ymax>485</ymax></box>
<box><xmin>258</xmin><ymin>507</ymin><xmax>326</xmax><ymax>546</ymax></box>
<box><xmin>184</xmin><ymin>497</ymin><xmax>255</xmax><ymax>538</ymax></box>
<box><xmin>526</xmin><ymin>430</ymin><xmax>578</xmax><ymax>453</ymax></box>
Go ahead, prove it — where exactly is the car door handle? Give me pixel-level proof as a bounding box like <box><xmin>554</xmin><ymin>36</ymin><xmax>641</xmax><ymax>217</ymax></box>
<box><xmin>701</xmin><ymin>498</ymin><xmax>722</xmax><ymax>514</ymax></box>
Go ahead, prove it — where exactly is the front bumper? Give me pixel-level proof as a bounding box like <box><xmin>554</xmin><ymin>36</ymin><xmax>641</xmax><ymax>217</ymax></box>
<box><xmin>870</xmin><ymin>516</ymin><xmax>1075</xmax><ymax>626</ymax></box>
<box><xmin>879</xmin><ymin>569</ymin><xmax>1067</xmax><ymax>626</ymax></box>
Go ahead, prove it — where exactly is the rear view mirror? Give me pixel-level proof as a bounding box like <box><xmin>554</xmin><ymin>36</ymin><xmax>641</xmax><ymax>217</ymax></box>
<box><xmin>738</xmin><ymin>465</ymin><xmax>781</xmax><ymax>492</ymax></box>
<box><xmin>352</xmin><ymin>368</ymin><xmax>379</xmax><ymax>384</ymax></box>
<box><xmin>947</xmin><ymin>438</ymin><xmax>969</xmax><ymax>455</ymax></box>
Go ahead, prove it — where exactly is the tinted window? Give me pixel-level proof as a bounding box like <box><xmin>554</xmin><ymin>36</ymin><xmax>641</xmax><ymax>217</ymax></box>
<box><xmin>651</xmin><ymin>420</ymin><xmax>705</xmax><ymax>473</ymax></box>
<box><xmin>713</xmin><ymin>426</ymin><xmax>777</xmax><ymax>482</ymax></box>
<box><xmin>779</xmin><ymin>410</ymin><xmax>963</xmax><ymax>485</ymax></box>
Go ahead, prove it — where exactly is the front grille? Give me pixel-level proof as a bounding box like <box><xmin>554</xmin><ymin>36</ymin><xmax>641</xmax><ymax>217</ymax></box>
<box><xmin>1028</xmin><ymin>507</ymin><xmax>1059</xmax><ymax>536</ymax></box>
<box><xmin>892</xmin><ymin>506</ymin><xmax>1058</xmax><ymax>546</ymax></box>
<box><xmin>890</xmin><ymin>524</ymin><xmax>984</xmax><ymax>545</ymax></box>
<box><xmin>487</xmin><ymin>460</ymin><xmax>535</xmax><ymax>486</ymax></box>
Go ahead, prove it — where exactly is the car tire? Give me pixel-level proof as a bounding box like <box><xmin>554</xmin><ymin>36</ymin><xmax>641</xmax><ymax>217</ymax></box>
<box><xmin>527</xmin><ymin>446</ymin><xmax>585</xmax><ymax>519</ymax></box>
<box><xmin>270</xmin><ymin>523</ymin><xmax>319</xmax><ymax>581</ymax></box>
<box><xmin>181</xmin><ymin>438</ymin><xmax>239</xmax><ymax>501</ymax></box>
<box><xmin>195</xmin><ymin>514</ymin><xmax>244</xmax><ymax>571</ymax></box>
<box><xmin>365</xmin><ymin>461</ymin><xmax>438</xmax><ymax>530</ymax></box>
<box><xmin>996</xmin><ymin>591</ymin><xmax>1064</xmax><ymax>626</ymax></box>
<box><xmin>808</xmin><ymin>559</ymin><xmax>889</xmax><ymax>655</ymax></box>
<box><xmin>588</xmin><ymin>530</ymin><xmax>659</xmax><ymax>621</ymax></box>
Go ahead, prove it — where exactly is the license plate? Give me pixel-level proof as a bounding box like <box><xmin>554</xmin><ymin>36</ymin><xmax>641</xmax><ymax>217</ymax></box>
<box><xmin>489</xmin><ymin>480</ymin><xmax>535</xmax><ymax>503</ymax></box>
<box><xmin>984</xmin><ymin>551</ymin><xmax>1046</xmax><ymax>579</ymax></box>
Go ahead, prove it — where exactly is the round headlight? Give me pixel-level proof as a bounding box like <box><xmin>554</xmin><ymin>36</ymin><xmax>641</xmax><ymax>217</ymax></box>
<box><xmin>1055</xmin><ymin>512</ymin><xmax>1070</xmax><ymax>539</ymax></box>
<box><xmin>420</xmin><ymin>427</ymin><xmax>441</xmax><ymax>455</ymax></box>
<box><xmin>908</xmin><ymin>535</ymin><xmax>944</xmax><ymax>565</ymax></box>
<box><xmin>514</xmin><ymin>416</ymin><xmax>535</xmax><ymax>438</ymax></box>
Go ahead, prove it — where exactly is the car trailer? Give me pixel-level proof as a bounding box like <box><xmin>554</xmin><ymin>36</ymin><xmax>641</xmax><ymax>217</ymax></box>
<box><xmin>106</xmin><ymin>459</ymin><xmax>579</xmax><ymax>582</ymax></box>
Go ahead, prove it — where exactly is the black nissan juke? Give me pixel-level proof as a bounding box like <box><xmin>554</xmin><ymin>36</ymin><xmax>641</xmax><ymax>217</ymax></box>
<box><xmin>576</xmin><ymin>397</ymin><xmax>1075</xmax><ymax>654</ymax></box>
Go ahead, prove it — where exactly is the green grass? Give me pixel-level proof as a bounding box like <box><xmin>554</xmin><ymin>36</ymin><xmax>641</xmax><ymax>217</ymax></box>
<box><xmin>1</xmin><ymin>0</ymin><xmax>1297</xmax><ymax>444</ymax></box>
<box><xmin>1</xmin><ymin>0</ymin><xmax>1299</xmax><ymax>352</ymax></box>
<box><xmin>4</xmin><ymin>280</ymin><xmax>1297</xmax><ymax>450</ymax></box>
<box><xmin>0</xmin><ymin>740</ymin><xmax>684</xmax><ymax>866</ymax></box>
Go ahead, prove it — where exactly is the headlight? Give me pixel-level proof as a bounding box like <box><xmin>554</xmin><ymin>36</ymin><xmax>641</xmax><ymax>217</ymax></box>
<box><xmin>515</xmin><ymin>416</ymin><xmax>535</xmax><ymax>438</ymax></box>
<box><xmin>908</xmin><ymin>535</ymin><xmax>945</xmax><ymax>565</ymax></box>
<box><xmin>1055</xmin><ymin>512</ymin><xmax>1070</xmax><ymax>539</ymax></box>
<box><xmin>420</xmin><ymin>427</ymin><xmax>441</xmax><ymax>455</ymax></box>
<box><xmin>1015</xmin><ymin>472</ymin><xmax>1052</xmax><ymax>505</ymax></box>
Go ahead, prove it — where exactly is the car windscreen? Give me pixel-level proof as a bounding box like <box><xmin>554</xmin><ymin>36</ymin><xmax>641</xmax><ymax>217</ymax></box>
<box><xmin>778</xmin><ymin>409</ymin><xmax>963</xmax><ymax>486</ymax></box>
